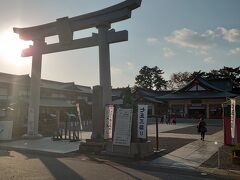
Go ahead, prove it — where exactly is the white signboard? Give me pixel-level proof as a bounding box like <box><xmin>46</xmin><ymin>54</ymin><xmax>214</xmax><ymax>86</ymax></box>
<box><xmin>231</xmin><ymin>98</ymin><xmax>236</xmax><ymax>139</ymax></box>
<box><xmin>113</xmin><ymin>108</ymin><xmax>133</xmax><ymax>146</ymax></box>
<box><xmin>104</xmin><ymin>105</ymin><xmax>114</xmax><ymax>139</ymax></box>
<box><xmin>137</xmin><ymin>105</ymin><xmax>148</xmax><ymax>139</ymax></box>
<box><xmin>76</xmin><ymin>103</ymin><xmax>83</xmax><ymax>131</ymax></box>
<box><xmin>0</xmin><ymin>121</ymin><xmax>13</xmax><ymax>140</ymax></box>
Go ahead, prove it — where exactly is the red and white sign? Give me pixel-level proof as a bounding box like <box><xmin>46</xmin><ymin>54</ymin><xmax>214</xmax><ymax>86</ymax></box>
<box><xmin>230</xmin><ymin>98</ymin><xmax>236</xmax><ymax>139</ymax></box>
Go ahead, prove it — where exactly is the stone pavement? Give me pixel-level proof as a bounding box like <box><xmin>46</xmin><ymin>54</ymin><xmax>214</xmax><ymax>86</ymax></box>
<box><xmin>148</xmin><ymin>123</ymin><xmax>224</xmax><ymax>166</ymax></box>
<box><xmin>0</xmin><ymin>124</ymin><xmax>222</xmax><ymax>163</ymax></box>
<box><xmin>0</xmin><ymin>124</ymin><xmax>191</xmax><ymax>155</ymax></box>
<box><xmin>0</xmin><ymin>132</ymin><xmax>92</xmax><ymax>154</ymax></box>
<box><xmin>1</xmin><ymin>124</ymin><xmax>239</xmax><ymax>178</ymax></box>
<box><xmin>150</xmin><ymin>129</ymin><xmax>224</xmax><ymax>169</ymax></box>
<box><xmin>148</xmin><ymin>123</ymin><xmax>194</xmax><ymax>135</ymax></box>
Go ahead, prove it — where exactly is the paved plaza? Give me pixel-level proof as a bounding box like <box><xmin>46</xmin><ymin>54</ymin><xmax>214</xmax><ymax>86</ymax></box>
<box><xmin>0</xmin><ymin>132</ymin><xmax>92</xmax><ymax>154</ymax></box>
<box><xmin>150</xmin><ymin>131</ymin><xmax>223</xmax><ymax>168</ymax></box>
<box><xmin>1</xmin><ymin>123</ymin><xmax>240</xmax><ymax>179</ymax></box>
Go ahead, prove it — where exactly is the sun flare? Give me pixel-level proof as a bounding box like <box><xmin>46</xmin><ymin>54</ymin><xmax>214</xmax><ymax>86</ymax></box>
<box><xmin>0</xmin><ymin>31</ymin><xmax>32</xmax><ymax>65</ymax></box>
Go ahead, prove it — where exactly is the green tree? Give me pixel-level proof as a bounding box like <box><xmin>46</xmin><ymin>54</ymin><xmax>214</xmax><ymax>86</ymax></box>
<box><xmin>218</xmin><ymin>66</ymin><xmax>240</xmax><ymax>83</ymax></box>
<box><xmin>152</xmin><ymin>66</ymin><xmax>167</xmax><ymax>90</ymax></box>
<box><xmin>135</xmin><ymin>66</ymin><xmax>167</xmax><ymax>90</ymax></box>
<box><xmin>135</xmin><ymin>66</ymin><xmax>153</xmax><ymax>89</ymax></box>
<box><xmin>167</xmin><ymin>66</ymin><xmax>240</xmax><ymax>90</ymax></box>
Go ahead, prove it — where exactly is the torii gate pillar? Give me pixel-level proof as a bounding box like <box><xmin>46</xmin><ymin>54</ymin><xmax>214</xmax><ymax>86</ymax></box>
<box><xmin>98</xmin><ymin>24</ymin><xmax>112</xmax><ymax>106</ymax></box>
<box><xmin>25</xmin><ymin>40</ymin><xmax>44</xmax><ymax>137</ymax></box>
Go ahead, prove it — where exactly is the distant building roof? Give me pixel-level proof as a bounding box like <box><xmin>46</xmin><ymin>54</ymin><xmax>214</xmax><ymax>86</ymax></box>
<box><xmin>159</xmin><ymin>76</ymin><xmax>237</xmax><ymax>100</ymax></box>
<box><xmin>112</xmin><ymin>88</ymin><xmax>126</xmax><ymax>98</ymax></box>
<box><xmin>40</xmin><ymin>79</ymin><xmax>76</xmax><ymax>90</ymax></box>
<box><xmin>159</xmin><ymin>91</ymin><xmax>236</xmax><ymax>100</ymax></box>
<box><xmin>133</xmin><ymin>77</ymin><xmax>238</xmax><ymax>103</ymax></box>
<box><xmin>0</xmin><ymin>72</ymin><xmax>92</xmax><ymax>94</ymax></box>
<box><xmin>133</xmin><ymin>87</ymin><xmax>171</xmax><ymax>103</ymax></box>
<box><xmin>0</xmin><ymin>72</ymin><xmax>29</xmax><ymax>85</ymax></box>
<box><xmin>76</xmin><ymin>85</ymin><xmax>92</xmax><ymax>94</ymax></box>
<box><xmin>134</xmin><ymin>87</ymin><xmax>172</xmax><ymax>97</ymax></box>
<box><xmin>205</xmin><ymin>79</ymin><xmax>233</xmax><ymax>91</ymax></box>
<box><xmin>176</xmin><ymin>76</ymin><xmax>224</xmax><ymax>92</ymax></box>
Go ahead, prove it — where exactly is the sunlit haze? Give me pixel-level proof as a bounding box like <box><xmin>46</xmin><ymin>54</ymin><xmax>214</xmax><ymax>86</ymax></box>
<box><xmin>0</xmin><ymin>30</ymin><xmax>32</xmax><ymax>66</ymax></box>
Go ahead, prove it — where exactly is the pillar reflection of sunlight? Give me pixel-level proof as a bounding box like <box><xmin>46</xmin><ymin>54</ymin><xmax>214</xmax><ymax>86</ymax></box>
<box><xmin>0</xmin><ymin>30</ymin><xmax>32</xmax><ymax>66</ymax></box>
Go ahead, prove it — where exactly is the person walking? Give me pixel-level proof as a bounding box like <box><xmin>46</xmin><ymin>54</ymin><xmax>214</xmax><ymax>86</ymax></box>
<box><xmin>197</xmin><ymin>118</ymin><xmax>207</xmax><ymax>141</ymax></box>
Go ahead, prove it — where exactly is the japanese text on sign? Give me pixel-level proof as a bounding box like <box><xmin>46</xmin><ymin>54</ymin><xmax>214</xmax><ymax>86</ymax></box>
<box><xmin>104</xmin><ymin>105</ymin><xmax>114</xmax><ymax>139</ymax></box>
<box><xmin>137</xmin><ymin>105</ymin><xmax>148</xmax><ymax>139</ymax></box>
<box><xmin>113</xmin><ymin>108</ymin><xmax>133</xmax><ymax>146</ymax></box>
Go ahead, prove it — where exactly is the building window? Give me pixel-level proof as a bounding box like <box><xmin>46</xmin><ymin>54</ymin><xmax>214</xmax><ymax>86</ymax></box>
<box><xmin>171</xmin><ymin>104</ymin><xmax>184</xmax><ymax>118</ymax></box>
<box><xmin>191</xmin><ymin>99</ymin><xmax>202</xmax><ymax>104</ymax></box>
<box><xmin>209</xmin><ymin>104</ymin><xmax>222</xmax><ymax>119</ymax></box>
<box><xmin>188</xmin><ymin>104</ymin><xmax>206</xmax><ymax>118</ymax></box>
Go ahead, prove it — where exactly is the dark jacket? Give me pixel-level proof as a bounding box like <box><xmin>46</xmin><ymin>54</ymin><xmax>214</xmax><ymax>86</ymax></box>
<box><xmin>198</xmin><ymin>120</ymin><xmax>207</xmax><ymax>133</ymax></box>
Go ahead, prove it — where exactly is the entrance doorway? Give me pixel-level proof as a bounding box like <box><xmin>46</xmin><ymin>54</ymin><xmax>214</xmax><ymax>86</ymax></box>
<box><xmin>188</xmin><ymin>105</ymin><xmax>206</xmax><ymax>118</ymax></box>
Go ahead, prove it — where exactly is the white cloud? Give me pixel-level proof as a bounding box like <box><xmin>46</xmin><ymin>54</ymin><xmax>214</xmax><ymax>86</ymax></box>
<box><xmin>230</xmin><ymin>47</ymin><xmax>240</xmax><ymax>54</ymax></box>
<box><xmin>203</xmin><ymin>57</ymin><xmax>215</xmax><ymax>64</ymax></box>
<box><xmin>199</xmin><ymin>50</ymin><xmax>208</xmax><ymax>55</ymax></box>
<box><xmin>111</xmin><ymin>67</ymin><xmax>123</xmax><ymax>75</ymax></box>
<box><xmin>165</xmin><ymin>28</ymin><xmax>215</xmax><ymax>50</ymax></box>
<box><xmin>217</xmin><ymin>27</ymin><xmax>240</xmax><ymax>42</ymax></box>
<box><xmin>165</xmin><ymin>27</ymin><xmax>240</xmax><ymax>51</ymax></box>
<box><xmin>187</xmin><ymin>49</ymin><xmax>208</xmax><ymax>56</ymax></box>
<box><xmin>146</xmin><ymin>37</ymin><xmax>160</xmax><ymax>45</ymax></box>
<box><xmin>163</xmin><ymin>48</ymin><xmax>175</xmax><ymax>58</ymax></box>
<box><xmin>126</xmin><ymin>62</ymin><xmax>135</xmax><ymax>70</ymax></box>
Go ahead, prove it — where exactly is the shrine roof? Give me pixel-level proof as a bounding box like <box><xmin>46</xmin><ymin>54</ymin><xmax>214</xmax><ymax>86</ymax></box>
<box><xmin>158</xmin><ymin>91</ymin><xmax>237</xmax><ymax>100</ymax></box>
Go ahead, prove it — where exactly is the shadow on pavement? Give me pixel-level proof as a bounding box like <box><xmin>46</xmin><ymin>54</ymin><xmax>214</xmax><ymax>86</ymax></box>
<box><xmin>148</xmin><ymin>137</ymin><xmax>196</xmax><ymax>156</ymax></box>
<box><xmin>162</xmin><ymin>125</ymin><xmax>222</xmax><ymax>135</ymax></box>
<box><xmin>23</xmin><ymin>153</ymin><xmax>84</xmax><ymax>180</ymax></box>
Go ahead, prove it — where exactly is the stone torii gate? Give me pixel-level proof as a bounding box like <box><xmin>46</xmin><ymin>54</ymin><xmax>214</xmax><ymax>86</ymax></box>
<box><xmin>14</xmin><ymin>0</ymin><xmax>142</xmax><ymax>137</ymax></box>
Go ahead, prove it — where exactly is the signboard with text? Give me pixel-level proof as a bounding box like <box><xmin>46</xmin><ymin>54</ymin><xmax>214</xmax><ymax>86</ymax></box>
<box><xmin>113</xmin><ymin>108</ymin><xmax>133</xmax><ymax>146</ymax></box>
<box><xmin>137</xmin><ymin>105</ymin><xmax>148</xmax><ymax>139</ymax></box>
<box><xmin>231</xmin><ymin>98</ymin><xmax>236</xmax><ymax>140</ymax></box>
<box><xmin>76</xmin><ymin>103</ymin><xmax>83</xmax><ymax>131</ymax></box>
<box><xmin>104</xmin><ymin>105</ymin><xmax>114</xmax><ymax>139</ymax></box>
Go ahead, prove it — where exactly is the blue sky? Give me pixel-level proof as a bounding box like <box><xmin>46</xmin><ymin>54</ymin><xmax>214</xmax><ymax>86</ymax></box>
<box><xmin>0</xmin><ymin>0</ymin><xmax>239</xmax><ymax>88</ymax></box>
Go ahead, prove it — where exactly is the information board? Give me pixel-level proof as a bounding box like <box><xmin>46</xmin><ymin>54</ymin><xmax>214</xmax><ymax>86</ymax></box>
<box><xmin>113</xmin><ymin>108</ymin><xmax>133</xmax><ymax>146</ymax></box>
